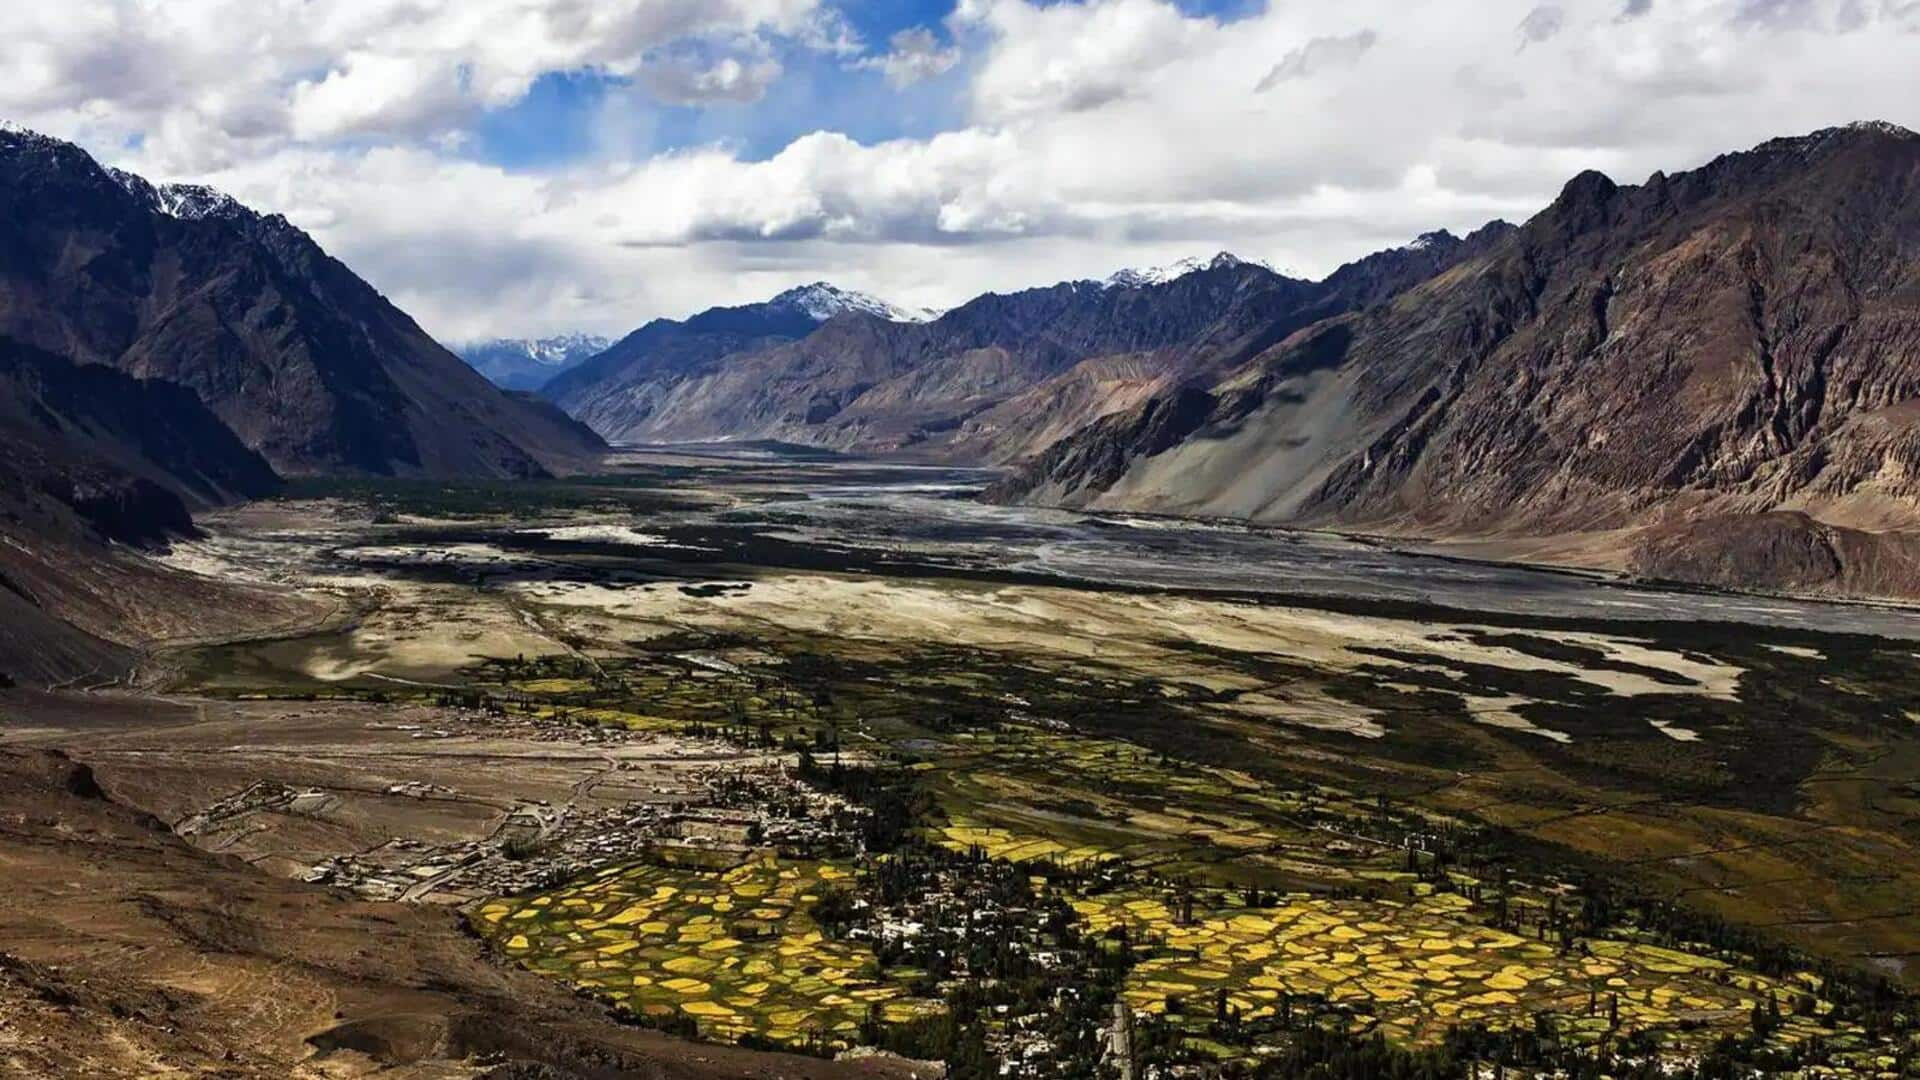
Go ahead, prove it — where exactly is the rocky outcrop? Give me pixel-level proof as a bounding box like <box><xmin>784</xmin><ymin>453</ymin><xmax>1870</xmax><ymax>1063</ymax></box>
<box><xmin>1627</xmin><ymin>512</ymin><xmax>1920</xmax><ymax>597</ymax></box>
<box><xmin>992</xmin><ymin>123</ymin><xmax>1920</xmax><ymax>598</ymax></box>
<box><xmin>0</xmin><ymin>126</ymin><xmax>604</xmax><ymax>478</ymax></box>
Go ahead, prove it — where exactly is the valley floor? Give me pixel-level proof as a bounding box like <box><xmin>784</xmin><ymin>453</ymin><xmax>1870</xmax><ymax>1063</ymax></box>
<box><xmin>5</xmin><ymin>448</ymin><xmax>1920</xmax><ymax>1076</ymax></box>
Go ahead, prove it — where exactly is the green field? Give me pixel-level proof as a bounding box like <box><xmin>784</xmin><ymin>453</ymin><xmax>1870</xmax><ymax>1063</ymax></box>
<box><xmin>476</xmin><ymin>854</ymin><xmax>943</xmax><ymax>1049</ymax></box>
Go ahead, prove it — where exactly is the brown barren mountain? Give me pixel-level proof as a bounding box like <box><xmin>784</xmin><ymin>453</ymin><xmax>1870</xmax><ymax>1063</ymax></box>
<box><xmin>993</xmin><ymin>122</ymin><xmax>1920</xmax><ymax>599</ymax></box>
<box><xmin>0</xmin><ymin>124</ymin><xmax>610</xmax><ymax>684</ymax></box>
<box><xmin>549</xmin><ymin>239</ymin><xmax>1509</xmax><ymax>460</ymax></box>
<box><xmin>0</xmin><ymin>125</ymin><xmax>603</xmax><ymax>479</ymax></box>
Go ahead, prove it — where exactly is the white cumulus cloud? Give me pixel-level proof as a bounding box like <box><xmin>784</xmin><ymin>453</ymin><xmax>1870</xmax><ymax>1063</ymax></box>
<box><xmin>860</xmin><ymin>28</ymin><xmax>963</xmax><ymax>89</ymax></box>
<box><xmin>3</xmin><ymin>0</ymin><xmax>1917</xmax><ymax>344</ymax></box>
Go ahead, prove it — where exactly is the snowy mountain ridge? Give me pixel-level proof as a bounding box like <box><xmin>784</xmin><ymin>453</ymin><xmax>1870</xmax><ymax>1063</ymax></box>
<box><xmin>1098</xmin><ymin>252</ymin><xmax>1274</xmax><ymax>290</ymax></box>
<box><xmin>769</xmin><ymin>282</ymin><xmax>938</xmax><ymax>323</ymax></box>
<box><xmin>454</xmin><ymin>333</ymin><xmax>614</xmax><ymax>391</ymax></box>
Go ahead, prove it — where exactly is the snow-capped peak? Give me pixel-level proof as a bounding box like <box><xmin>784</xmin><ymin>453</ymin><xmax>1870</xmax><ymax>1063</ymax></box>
<box><xmin>104</xmin><ymin>167</ymin><xmax>255</xmax><ymax>223</ymax></box>
<box><xmin>770</xmin><ymin>282</ymin><xmax>936</xmax><ymax>323</ymax></box>
<box><xmin>3</xmin><ymin>125</ymin><xmax>251</xmax><ymax>224</ymax></box>
<box><xmin>1841</xmin><ymin>119</ymin><xmax>1916</xmax><ymax>139</ymax></box>
<box><xmin>1402</xmin><ymin>230</ymin><xmax>1459</xmax><ymax>252</ymax></box>
<box><xmin>1100</xmin><ymin>252</ymin><xmax>1271</xmax><ymax>290</ymax></box>
<box><xmin>457</xmin><ymin>333</ymin><xmax>611</xmax><ymax>366</ymax></box>
<box><xmin>453</xmin><ymin>333</ymin><xmax>613</xmax><ymax>389</ymax></box>
<box><xmin>154</xmin><ymin>183</ymin><xmax>251</xmax><ymax>221</ymax></box>
<box><xmin>510</xmin><ymin>333</ymin><xmax>612</xmax><ymax>365</ymax></box>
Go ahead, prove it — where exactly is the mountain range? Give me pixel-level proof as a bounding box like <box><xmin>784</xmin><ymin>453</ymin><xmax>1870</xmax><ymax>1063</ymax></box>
<box><xmin>542</xmin><ymin>121</ymin><xmax>1920</xmax><ymax>598</ymax></box>
<box><xmin>543</xmin><ymin>283</ymin><xmax>941</xmax><ymax>441</ymax></box>
<box><xmin>0</xmin><ymin>124</ymin><xmax>602</xmax><ymax>481</ymax></box>
<box><xmin>4</xmin><ymin>118</ymin><xmax>1920</xmax><ymax>680</ymax></box>
<box><xmin>991</xmin><ymin>121</ymin><xmax>1920</xmax><ymax>596</ymax></box>
<box><xmin>544</xmin><ymin>239</ymin><xmax>1516</xmax><ymax>456</ymax></box>
<box><xmin>456</xmin><ymin>333</ymin><xmax>612</xmax><ymax>391</ymax></box>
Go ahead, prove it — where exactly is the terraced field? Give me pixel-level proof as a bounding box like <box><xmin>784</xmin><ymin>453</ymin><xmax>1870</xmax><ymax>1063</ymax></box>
<box><xmin>1073</xmin><ymin>888</ymin><xmax>1873</xmax><ymax>1056</ymax></box>
<box><xmin>475</xmin><ymin>855</ymin><xmax>944</xmax><ymax>1049</ymax></box>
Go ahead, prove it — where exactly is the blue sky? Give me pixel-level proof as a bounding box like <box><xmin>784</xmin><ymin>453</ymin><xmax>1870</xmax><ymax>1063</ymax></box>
<box><xmin>475</xmin><ymin>0</ymin><xmax>1267</xmax><ymax>169</ymax></box>
<box><xmin>473</xmin><ymin>2</ymin><xmax>975</xmax><ymax>168</ymax></box>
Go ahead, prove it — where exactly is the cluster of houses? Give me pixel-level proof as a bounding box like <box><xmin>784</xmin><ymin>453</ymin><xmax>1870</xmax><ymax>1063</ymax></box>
<box><xmin>304</xmin><ymin>758</ymin><xmax>870</xmax><ymax>903</ymax></box>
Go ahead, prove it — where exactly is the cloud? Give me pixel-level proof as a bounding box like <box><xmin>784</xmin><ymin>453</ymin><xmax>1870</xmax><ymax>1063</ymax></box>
<box><xmin>1619</xmin><ymin>0</ymin><xmax>1654</xmax><ymax>18</ymax></box>
<box><xmin>0</xmin><ymin>0</ymin><xmax>832</xmax><ymax>168</ymax></box>
<box><xmin>642</xmin><ymin>54</ymin><xmax>786</xmax><ymax>104</ymax></box>
<box><xmin>792</xmin><ymin>6</ymin><xmax>866</xmax><ymax>57</ymax></box>
<box><xmin>1517</xmin><ymin>5</ymin><xmax>1568</xmax><ymax>45</ymax></box>
<box><xmin>290</xmin><ymin>52</ymin><xmax>473</xmax><ymax>141</ymax></box>
<box><xmin>1731</xmin><ymin>0</ymin><xmax>1816</xmax><ymax>25</ymax></box>
<box><xmin>8</xmin><ymin>0</ymin><xmax>1918</xmax><ymax>342</ymax></box>
<box><xmin>958</xmin><ymin>0</ymin><xmax>1218</xmax><ymax>120</ymax></box>
<box><xmin>860</xmin><ymin>28</ymin><xmax>962</xmax><ymax>89</ymax></box>
<box><xmin>1256</xmin><ymin>30</ymin><xmax>1379</xmax><ymax>90</ymax></box>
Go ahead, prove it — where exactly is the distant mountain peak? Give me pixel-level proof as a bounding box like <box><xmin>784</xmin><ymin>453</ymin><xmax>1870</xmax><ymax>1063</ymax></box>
<box><xmin>768</xmin><ymin>282</ymin><xmax>935</xmax><ymax>323</ymax></box>
<box><xmin>455</xmin><ymin>333</ymin><xmax>612</xmax><ymax>391</ymax></box>
<box><xmin>1100</xmin><ymin>252</ymin><xmax>1273</xmax><ymax>290</ymax></box>
<box><xmin>1402</xmin><ymin>230</ymin><xmax>1460</xmax><ymax>252</ymax></box>
<box><xmin>0</xmin><ymin>120</ymin><xmax>61</xmax><ymax>146</ymax></box>
<box><xmin>1745</xmin><ymin>120</ymin><xmax>1920</xmax><ymax>163</ymax></box>
<box><xmin>1838</xmin><ymin>119</ymin><xmax>1916</xmax><ymax>139</ymax></box>
<box><xmin>473</xmin><ymin>332</ymin><xmax>610</xmax><ymax>362</ymax></box>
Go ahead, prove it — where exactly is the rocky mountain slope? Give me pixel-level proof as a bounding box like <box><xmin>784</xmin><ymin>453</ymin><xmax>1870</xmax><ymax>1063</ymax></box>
<box><xmin>544</xmin><ymin>283</ymin><xmax>935</xmax><ymax>442</ymax></box>
<box><xmin>0</xmin><ymin>125</ymin><xmax>604</xmax><ymax>478</ymax></box>
<box><xmin>941</xmin><ymin>233</ymin><xmax>1516</xmax><ymax>464</ymax></box>
<box><xmin>455</xmin><ymin>332</ymin><xmax>611</xmax><ymax>391</ymax></box>
<box><xmin>0</xmin><ymin>123</ymin><xmax>607</xmax><ymax>684</ymax></box>
<box><xmin>0</xmin><ymin>337</ymin><xmax>305</xmax><ymax>687</ymax></box>
<box><xmin>0</xmin><ymin>338</ymin><xmax>278</xmax><ymax>540</ymax></box>
<box><xmin>553</xmin><ymin>245</ymin><xmax>1504</xmax><ymax>457</ymax></box>
<box><xmin>993</xmin><ymin>122</ymin><xmax>1920</xmax><ymax>598</ymax></box>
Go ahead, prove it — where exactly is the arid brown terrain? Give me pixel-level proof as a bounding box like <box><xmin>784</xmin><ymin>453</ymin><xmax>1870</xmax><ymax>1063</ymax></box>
<box><xmin>0</xmin><ymin>691</ymin><xmax>931</xmax><ymax>1080</ymax></box>
<box><xmin>0</xmin><ymin>127</ymin><xmax>603</xmax><ymax>481</ymax></box>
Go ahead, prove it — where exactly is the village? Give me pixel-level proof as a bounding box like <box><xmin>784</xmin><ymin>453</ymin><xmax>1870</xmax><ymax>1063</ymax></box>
<box><xmin>292</xmin><ymin>748</ymin><xmax>873</xmax><ymax>905</ymax></box>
